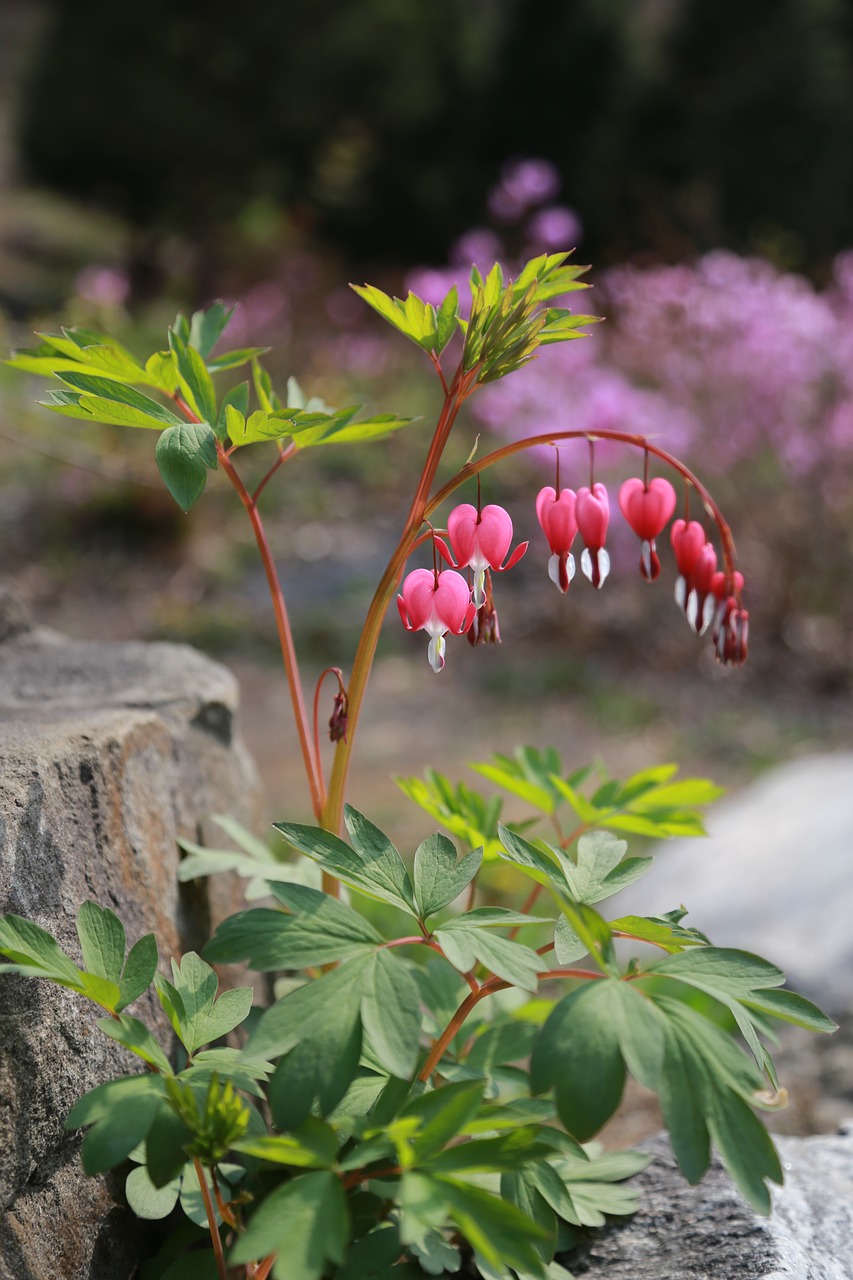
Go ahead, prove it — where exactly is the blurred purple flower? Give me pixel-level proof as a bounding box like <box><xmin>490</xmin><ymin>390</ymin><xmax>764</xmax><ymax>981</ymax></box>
<box><xmin>525</xmin><ymin>206</ymin><xmax>583</xmax><ymax>252</ymax></box>
<box><xmin>75</xmin><ymin>265</ymin><xmax>130</xmax><ymax>306</ymax></box>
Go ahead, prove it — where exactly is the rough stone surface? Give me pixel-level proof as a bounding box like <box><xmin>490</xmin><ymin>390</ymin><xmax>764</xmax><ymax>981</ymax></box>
<box><xmin>614</xmin><ymin>753</ymin><xmax>853</xmax><ymax>1011</ymax></box>
<box><xmin>563</xmin><ymin>1125</ymin><xmax>853</xmax><ymax>1280</ymax></box>
<box><xmin>0</xmin><ymin>589</ymin><xmax>263</xmax><ymax>1280</ymax></box>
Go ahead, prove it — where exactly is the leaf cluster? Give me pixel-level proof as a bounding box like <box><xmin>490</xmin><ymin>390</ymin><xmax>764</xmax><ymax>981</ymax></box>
<box><xmin>5</xmin><ymin>304</ymin><xmax>414</xmax><ymax>513</ymax></box>
<box><xmin>351</xmin><ymin>254</ymin><xmax>598</xmax><ymax>388</ymax></box>
<box><xmin>0</xmin><ymin>783</ymin><xmax>836</xmax><ymax>1277</ymax></box>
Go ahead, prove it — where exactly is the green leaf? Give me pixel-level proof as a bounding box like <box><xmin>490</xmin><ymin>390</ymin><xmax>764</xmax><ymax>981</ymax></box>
<box><xmin>66</xmin><ymin>1075</ymin><xmax>166</xmax><ymax>1174</ymax></box>
<box><xmin>741</xmin><ymin>988</ymin><xmax>836</xmax><ymax>1034</ymax></box>
<box><xmin>402</xmin><ymin>1080</ymin><xmax>485</xmax><ymax>1163</ymax></box>
<box><xmin>0</xmin><ymin>914</ymin><xmax>84</xmax><ymax>987</ymax></box>
<box><xmin>144</xmin><ymin>350</ymin><xmax>180</xmax><ymax>394</ymax></box>
<box><xmin>496</xmin><ymin>825</ymin><xmax>565</xmax><ymax>888</ymax></box>
<box><xmin>474</xmin><ymin>763</ymin><xmax>556</xmax><ymax>814</ymax></box>
<box><xmin>244</xmin><ymin>954</ymin><xmax>371</xmax><ymax>1062</ymax></box>
<box><xmin>232</xmin><ymin>1117</ymin><xmax>339</xmax><ymax>1170</ymax></box>
<box><xmin>97</xmin><ymin>1013</ymin><xmax>173</xmax><ymax>1074</ymax></box>
<box><xmin>434</xmin><ymin>925</ymin><xmax>542</xmax><ymax>992</ymax></box>
<box><xmin>155</xmin><ymin>423</ymin><xmax>217</xmax><ymax>512</ymax></box>
<box><xmin>169</xmin><ymin>328</ymin><xmax>217</xmax><ymax>424</ymax></box>
<box><xmin>649</xmin><ymin>948</ymin><xmax>786</xmax><ymax>997</ymax></box>
<box><xmin>206</xmin><ymin>346</ymin><xmax>270</xmax><ymax>373</ymax></box>
<box><xmin>344</xmin><ymin>806</ymin><xmax>417</xmax><ymax>912</ymax></box>
<box><xmin>214</xmin><ymin>380</ymin><xmax>249</xmax><ymax>444</ymax></box>
<box><xmin>76</xmin><ymin>902</ymin><xmax>125</xmax><ymax>985</ymax></box>
<box><xmin>54</xmin><ymin>370</ymin><xmax>182</xmax><ymax>426</ymax></box>
<box><xmin>435</xmin><ymin>286</ymin><xmax>460</xmax><ymax>354</ymax></box>
<box><xmin>350</xmin><ymin>284</ymin><xmax>439</xmax><ymax>351</ymax></box>
<box><xmin>184</xmin><ymin>1048</ymin><xmax>272</xmax><ymax>1100</ymax></box>
<box><xmin>155</xmin><ymin>952</ymin><xmax>248</xmax><ymax>1055</ymax></box>
<box><xmin>360</xmin><ymin>950</ymin><xmax>422</xmax><ymax>1079</ymax></box>
<box><xmin>397</xmin><ymin>770</ymin><xmax>504</xmax><ymax>860</ymax></box>
<box><xmin>413</xmin><ymin>833</ymin><xmax>483</xmax><ymax>919</ymax></box>
<box><xmin>125</xmin><ymin>1164</ymin><xmax>181</xmax><ymax>1219</ymax></box>
<box><xmin>274</xmin><ymin>814</ymin><xmax>416</xmax><ymax>914</ymax></box>
<box><xmin>465</xmin><ymin>1020</ymin><xmax>537</xmax><ymax>1071</ymax></box>
<box><xmin>531</xmin><ymin>981</ymin><xmax>626</xmax><ymax>1140</ymax></box>
<box><xmin>608</xmin><ymin>914</ymin><xmax>708</xmax><ymax>953</ymax></box>
<box><xmin>559</xmin><ymin>830</ymin><xmax>627</xmax><ymax>903</ymax></box>
<box><xmin>705</xmin><ymin>1086</ymin><xmax>783</xmax><ymax>1214</ymax></box>
<box><xmin>189</xmin><ymin>301</ymin><xmax>237</xmax><ymax>359</ymax></box>
<box><xmin>230</xmin><ymin>1170</ymin><xmax>349</xmax><ymax>1279</ymax></box>
<box><xmin>117</xmin><ymin>933</ymin><xmax>158</xmax><ymax>1011</ymax></box>
<box><xmin>206</xmin><ymin>888</ymin><xmax>380</xmax><ymax>970</ymax></box>
<box><xmin>553</xmin><ymin>915</ymin><xmax>587</xmax><ymax>965</ymax></box>
<box><xmin>429</xmin><ymin>1175</ymin><xmax>548</xmax><ymax>1277</ymax></box>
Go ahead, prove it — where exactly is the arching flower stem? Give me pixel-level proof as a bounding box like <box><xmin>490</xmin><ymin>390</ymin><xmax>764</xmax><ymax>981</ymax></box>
<box><xmin>427</xmin><ymin>429</ymin><xmax>740</xmax><ymax>585</ymax></box>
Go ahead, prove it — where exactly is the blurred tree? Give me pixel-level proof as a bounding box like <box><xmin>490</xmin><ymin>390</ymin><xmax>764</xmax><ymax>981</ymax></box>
<box><xmin>15</xmin><ymin>0</ymin><xmax>853</xmax><ymax>278</ymax></box>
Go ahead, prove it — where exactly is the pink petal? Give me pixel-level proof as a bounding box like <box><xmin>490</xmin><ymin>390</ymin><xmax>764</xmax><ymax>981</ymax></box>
<box><xmin>399</xmin><ymin>568</ymin><xmax>440</xmax><ymax>632</ymax></box>
<box><xmin>670</xmin><ymin>519</ymin><xmax>706</xmax><ymax>577</ymax></box>
<box><xmin>447</xmin><ymin>504</ymin><xmax>478</xmax><ymax>567</ymax></box>
<box><xmin>618</xmin><ymin>477</ymin><xmax>676</xmax><ymax>541</ymax></box>
<box><xmin>476</xmin><ymin>504</ymin><xmax>514</xmax><ymax>567</ymax></box>
<box><xmin>576</xmin><ymin>483</ymin><xmax>610</xmax><ymax>549</ymax></box>
<box><xmin>433</xmin><ymin>569</ymin><xmax>474</xmax><ymax>633</ymax></box>
<box><xmin>536</xmin><ymin>487</ymin><xmax>577</xmax><ymax>553</ymax></box>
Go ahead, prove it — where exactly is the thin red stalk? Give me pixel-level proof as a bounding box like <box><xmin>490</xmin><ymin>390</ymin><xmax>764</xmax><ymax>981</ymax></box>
<box><xmin>171</xmin><ymin>394</ymin><xmax>326</xmax><ymax>821</ymax></box>
<box><xmin>418</xmin><ymin>964</ymin><xmax>605</xmax><ymax>1082</ymax></box>
<box><xmin>429</xmin><ymin>351</ymin><xmax>449</xmax><ymax>395</ymax></box>
<box><xmin>252</xmin><ymin>442</ymin><xmax>296</xmax><ymax>504</ymax></box>
<box><xmin>192</xmin><ymin>1159</ymin><xmax>228</xmax><ymax>1280</ymax></box>
<box><xmin>253</xmin><ymin>1256</ymin><xmax>276</xmax><ymax>1280</ymax></box>
<box><xmin>426</xmin><ymin>428</ymin><xmax>740</xmax><ymax>582</ymax></box>
<box><xmin>216</xmin><ymin>444</ymin><xmax>326</xmax><ymax>821</ymax></box>
<box><xmin>342</xmin><ymin>1164</ymin><xmax>402</xmax><ymax>1191</ymax></box>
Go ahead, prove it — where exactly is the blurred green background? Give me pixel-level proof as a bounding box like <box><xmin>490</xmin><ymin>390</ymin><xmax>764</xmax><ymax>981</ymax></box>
<box><xmin>1</xmin><ymin>0</ymin><xmax>851</xmax><ymax>835</ymax></box>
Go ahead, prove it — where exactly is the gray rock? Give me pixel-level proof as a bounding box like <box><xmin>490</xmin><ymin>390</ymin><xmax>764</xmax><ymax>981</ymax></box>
<box><xmin>0</xmin><ymin>591</ymin><xmax>263</xmax><ymax>1280</ymax></box>
<box><xmin>612</xmin><ymin>754</ymin><xmax>853</xmax><ymax>1011</ymax></box>
<box><xmin>563</xmin><ymin>1126</ymin><xmax>853</xmax><ymax>1280</ymax></box>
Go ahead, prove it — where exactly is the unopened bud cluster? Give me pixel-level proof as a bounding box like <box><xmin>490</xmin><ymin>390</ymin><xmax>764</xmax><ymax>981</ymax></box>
<box><xmin>398</xmin><ymin>466</ymin><xmax>747</xmax><ymax>672</ymax></box>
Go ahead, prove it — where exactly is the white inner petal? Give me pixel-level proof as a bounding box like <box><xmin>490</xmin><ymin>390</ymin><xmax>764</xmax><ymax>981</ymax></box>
<box><xmin>700</xmin><ymin>593</ymin><xmax>715</xmax><ymax>635</ymax></box>
<box><xmin>597</xmin><ymin>547</ymin><xmax>610</xmax><ymax>586</ymax></box>
<box><xmin>581</xmin><ymin>547</ymin><xmax>593</xmax><ymax>582</ymax></box>
<box><xmin>427</xmin><ymin>634</ymin><xmax>446</xmax><ymax>672</ymax></box>
<box><xmin>675</xmin><ymin>575</ymin><xmax>687</xmax><ymax>609</ymax></box>
<box><xmin>548</xmin><ymin>553</ymin><xmax>561</xmax><ymax>588</ymax></box>
<box><xmin>472</xmin><ymin>568</ymin><xmax>487</xmax><ymax>609</ymax></box>
<box><xmin>686</xmin><ymin>588</ymin><xmax>699</xmax><ymax>630</ymax></box>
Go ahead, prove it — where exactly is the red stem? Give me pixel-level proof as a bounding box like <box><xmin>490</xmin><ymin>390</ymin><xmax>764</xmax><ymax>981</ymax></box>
<box><xmin>418</xmin><ymin>965</ymin><xmax>604</xmax><ymax>1082</ymax></box>
<box><xmin>216</xmin><ymin>442</ymin><xmax>327</xmax><ymax>822</ymax></box>
<box><xmin>252</xmin><ymin>442</ymin><xmax>296</xmax><ymax>503</ymax></box>
<box><xmin>192</xmin><ymin>1159</ymin><xmax>228</xmax><ymax>1280</ymax></box>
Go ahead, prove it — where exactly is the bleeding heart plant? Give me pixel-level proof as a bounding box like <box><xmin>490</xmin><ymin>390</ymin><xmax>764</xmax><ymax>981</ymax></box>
<box><xmin>0</xmin><ymin>255</ymin><xmax>833</xmax><ymax>1280</ymax></box>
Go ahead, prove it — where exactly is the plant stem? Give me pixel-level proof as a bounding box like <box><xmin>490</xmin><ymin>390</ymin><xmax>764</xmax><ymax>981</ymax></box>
<box><xmin>193</xmin><ymin>1158</ymin><xmax>229</xmax><ymax>1280</ymax></box>
<box><xmin>418</xmin><ymin>966</ymin><xmax>605</xmax><ymax>1082</ymax></box>
<box><xmin>426</xmin><ymin>428</ymin><xmax>740</xmax><ymax>582</ymax></box>
<box><xmin>216</xmin><ymin>444</ymin><xmax>327</xmax><ymax>824</ymax></box>
<box><xmin>321</xmin><ymin>365</ymin><xmax>477</xmax><ymax>834</ymax></box>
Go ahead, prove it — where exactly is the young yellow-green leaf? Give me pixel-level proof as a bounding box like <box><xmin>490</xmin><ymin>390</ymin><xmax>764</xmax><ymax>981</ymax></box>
<box><xmin>55</xmin><ymin>371</ymin><xmax>183</xmax><ymax>427</ymax></box>
<box><xmin>232</xmin><ymin>1117</ymin><xmax>339</xmax><ymax>1169</ymax></box>
<box><xmin>350</xmin><ymin>284</ymin><xmax>439</xmax><ymax>351</ymax></box>
<box><xmin>169</xmin><ymin>330</ymin><xmax>217</xmax><ymax>424</ymax></box>
<box><xmin>144</xmin><ymin>350</ymin><xmax>180</xmax><ymax>394</ymax></box>
<box><xmin>216</xmin><ymin>380</ymin><xmax>249</xmax><ymax>443</ymax></box>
